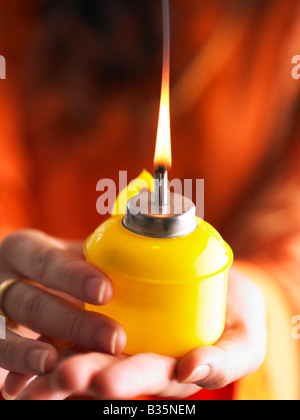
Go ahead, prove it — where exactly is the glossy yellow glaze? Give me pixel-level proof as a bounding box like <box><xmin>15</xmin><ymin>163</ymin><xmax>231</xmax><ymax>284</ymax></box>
<box><xmin>84</xmin><ymin>214</ymin><xmax>233</xmax><ymax>357</ymax></box>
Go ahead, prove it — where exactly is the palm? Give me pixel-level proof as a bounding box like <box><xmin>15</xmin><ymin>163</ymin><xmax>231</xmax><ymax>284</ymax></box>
<box><xmin>4</xmin><ymin>266</ymin><xmax>267</xmax><ymax>400</ymax></box>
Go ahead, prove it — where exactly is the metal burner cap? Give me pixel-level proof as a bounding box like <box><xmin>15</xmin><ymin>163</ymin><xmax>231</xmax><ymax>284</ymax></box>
<box><xmin>123</xmin><ymin>191</ymin><xmax>197</xmax><ymax>238</ymax></box>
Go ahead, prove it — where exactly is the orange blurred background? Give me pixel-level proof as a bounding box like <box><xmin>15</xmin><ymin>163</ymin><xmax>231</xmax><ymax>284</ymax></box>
<box><xmin>0</xmin><ymin>0</ymin><xmax>300</xmax><ymax>400</ymax></box>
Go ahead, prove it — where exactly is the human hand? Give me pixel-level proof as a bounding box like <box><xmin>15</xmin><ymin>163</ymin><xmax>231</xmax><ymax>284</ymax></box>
<box><xmin>0</xmin><ymin>230</ymin><xmax>126</xmax><ymax>381</ymax></box>
<box><xmin>4</xmin><ymin>266</ymin><xmax>267</xmax><ymax>400</ymax></box>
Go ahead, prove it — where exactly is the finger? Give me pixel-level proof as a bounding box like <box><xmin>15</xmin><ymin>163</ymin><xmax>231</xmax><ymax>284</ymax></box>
<box><xmin>18</xmin><ymin>352</ymin><xmax>197</xmax><ymax>400</ymax></box>
<box><xmin>16</xmin><ymin>374</ymin><xmax>72</xmax><ymax>400</ymax></box>
<box><xmin>2</xmin><ymin>336</ymin><xmax>70</xmax><ymax>400</ymax></box>
<box><xmin>91</xmin><ymin>353</ymin><xmax>192</xmax><ymax>399</ymax></box>
<box><xmin>51</xmin><ymin>352</ymin><xmax>117</xmax><ymax>395</ymax></box>
<box><xmin>2</xmin><ymin>373</ymin><xmax>33</xmax><ymax>400</ymax></box>
<box><xmin>16</xmin><ymin>352</ymin><xmax>116</xmax><ymax>400</ymax></box>
<box><xmin>4</xmin><ymin>343</ymin><xmax>95</xmax><ymax>401</ymax></box>
<box><xmin>0</xmin><ymin>230</ymin><xmax>112</xmax><ymax>305</ymax></box>
<box><xmin>0</xmin><ymin>329</ymin><xmax>58</xmax><ymax>377</ymax></box>
<box><xmin>2</xmin><ymin>281</ymin><xmax>126</xmax><ymax>355</ymax></box>
<box><xmin>176</xmin><ymin>337</ymin><xmax>260</xmax><ymax>390</ymax></box>
<box><xmin>53</xmin><ymin>353</ymin><xmax>197</xmax><ymax>399</ymax></box>
<box><xmin>177</xmin><ymin>273</ymin><xmax>267</xmax><ymax>390</ymax></box>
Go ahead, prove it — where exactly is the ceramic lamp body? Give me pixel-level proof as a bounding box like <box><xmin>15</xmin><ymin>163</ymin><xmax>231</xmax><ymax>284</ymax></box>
<box><xmin>84</xmin><ymin>214</ymin><xmax>233</xmax><ymax>357</ymax></box>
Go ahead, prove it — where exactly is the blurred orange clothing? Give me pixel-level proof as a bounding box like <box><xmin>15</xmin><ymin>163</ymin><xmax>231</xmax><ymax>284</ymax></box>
<box><xmin>0</xmin><ymin>0</ymin><xmax>299</xmax><ymax>236</ymax></box>
<box><xmin>0</xmin><ymin>0</ymin><xmax>300</xmax><ymax>400</ymax></box>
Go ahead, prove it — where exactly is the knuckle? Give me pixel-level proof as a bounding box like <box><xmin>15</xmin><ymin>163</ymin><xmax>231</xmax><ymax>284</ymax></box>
<box><xmin>32</xmin><ymin>246</ymin><xmax>77</xmax><ymax>293</ymax></box>
<box><xmin>0</xmin><ymin>229</ymin><xmax>44</xmax><ymax>268</ymax></box>
<box><xmin>0</xmin><ymin>232</ymin><xmax>25</xmax><ymax>271</ymax></box>
<box><xmin>0</xmin><ymin>338</ymin><xmax>13</xmax><ymax>369</ymax></box>
<box><xmin>64</xmin><ymin>311</ymin><xmax>84</xmax><ymax>343</ymax></box>
<box><xmin>20</xmin><ymin>288</ymin><xmax>45</xmax><ymax>328</ymax></box>
<box><xmin>59</xmin><ymin>260</ymin><xmax>79</xmax><ymax>293</ymax></box>
<box><xmin>1</xmin><ymin>229</ymin><xmax>40</xmax><ymax>253</ymax></box>
<box><xmin>0</xmin><ymin>232</ymin><xmax>21</xmax><ymax>257</ymax></box>
<box><xmin>33</xmin><ymin>247</ymin><xmax>59</xmax><ymax>282</ymax></box>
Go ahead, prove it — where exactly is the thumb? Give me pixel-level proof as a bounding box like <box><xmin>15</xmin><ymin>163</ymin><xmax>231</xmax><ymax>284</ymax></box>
<box><xmin>176</xmin><ymin>331</ymin><xmax>265</xmax><ymax>390</ymax></box>
<box><xmin>176</xmin><ymin>270</ymin><xmax>267</xmax><ymax>390</ymax></box>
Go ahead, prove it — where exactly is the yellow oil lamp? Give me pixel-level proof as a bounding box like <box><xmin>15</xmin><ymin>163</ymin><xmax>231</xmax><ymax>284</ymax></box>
<box><xmin>84</xmin><ymin>0</ymin><xmax>233</xmax><ymax>358</ymax></box>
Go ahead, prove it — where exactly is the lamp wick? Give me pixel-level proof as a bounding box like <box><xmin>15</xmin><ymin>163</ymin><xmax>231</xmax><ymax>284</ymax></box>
<box><xmin>154</xmin><ymin>166</ymin><xmax>168</xmax><ymax>209</ymax></box>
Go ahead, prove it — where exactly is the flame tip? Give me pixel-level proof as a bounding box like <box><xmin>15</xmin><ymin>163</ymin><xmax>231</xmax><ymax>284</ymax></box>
<box><xmin>154</xmin><ymin>0</ymin><xmax>172</xmax><ymax>172</ymax></box>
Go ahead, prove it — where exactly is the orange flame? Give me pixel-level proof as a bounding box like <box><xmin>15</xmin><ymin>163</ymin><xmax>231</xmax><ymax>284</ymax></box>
<box><xmin>154</xmin><ymin>0</ymin><xmax>172</xmax><ymax>170</ymax></box>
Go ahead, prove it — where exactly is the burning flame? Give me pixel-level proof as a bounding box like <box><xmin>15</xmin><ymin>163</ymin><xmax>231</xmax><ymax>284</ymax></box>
<box><xmin>154</xmin><ymin>0</ymin><xmax>172</xmax><ymax>170</ymax></box>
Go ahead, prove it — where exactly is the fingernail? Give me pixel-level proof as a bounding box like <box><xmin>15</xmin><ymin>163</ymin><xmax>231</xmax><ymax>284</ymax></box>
<box><xmin>94</xmin><ymin>327</ymin><xmax>118</xmax><ymax>355</ymax></box>
<box><xmin>181</xmin><ymin>365</ymin><xmax>211</xmax><ymax>384</ymax></box>
<box><xmin>85</xmin><ymin>277</ymin><xmax>106</xmax><ymax>304</ymax></box>
<box><xmin>110</xmin><ymin>329</ymin><xmax>118</xmax><ymax>355</ymax></box>
<box><xmin>27</xmin><ymin>349</ymin><xmax>50</xmax><ymax>374</ymax></box>
<box><xmin>1</xmin><ymin>388</ymin><xmax>16</xmax><ymax>400</ymax></box>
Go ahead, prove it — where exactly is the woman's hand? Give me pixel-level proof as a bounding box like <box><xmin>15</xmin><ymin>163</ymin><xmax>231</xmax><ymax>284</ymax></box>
<box><xmin>0</xmin><ymin>229</ymin><xmax>126</xmax><ymax>379</ymax></box>
<box><xmin>4</xmin><ymin>265</ymin><xmax>267</xmax><ymax>400</ymax></box>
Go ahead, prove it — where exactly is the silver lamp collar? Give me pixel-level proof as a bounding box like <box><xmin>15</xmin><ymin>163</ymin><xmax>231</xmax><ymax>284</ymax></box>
<box><xmin>123</xmin><ymin>190</ymin><xmax>197</xmax><ymax>238</ymax></box>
